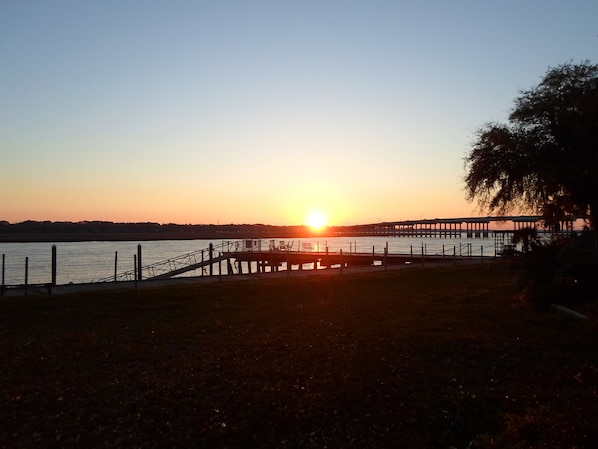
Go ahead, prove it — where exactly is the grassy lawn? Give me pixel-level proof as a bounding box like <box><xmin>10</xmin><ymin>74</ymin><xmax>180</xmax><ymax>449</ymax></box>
<box><xmin>1</xmin><ymin>263</ymin><xmax>597</xmax><ymax>448</ymax></box>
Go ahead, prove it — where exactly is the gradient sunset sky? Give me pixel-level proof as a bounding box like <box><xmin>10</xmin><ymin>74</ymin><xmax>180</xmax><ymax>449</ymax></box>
<box><xmin>1</xmin><ymin>1</ymin><xmax>597</xmax><ymax>226</ymax></box>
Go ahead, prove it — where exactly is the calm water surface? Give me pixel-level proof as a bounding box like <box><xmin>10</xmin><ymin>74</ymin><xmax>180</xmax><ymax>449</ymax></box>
<box><xmin>0</xmin><ymin>236</ymin><xmax>504</xmax><ymax>286</ymax></box>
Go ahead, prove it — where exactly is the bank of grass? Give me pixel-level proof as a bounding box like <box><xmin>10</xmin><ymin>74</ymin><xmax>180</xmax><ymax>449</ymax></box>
<box><xmin>1</xmin><ymin>263</ymin><xmax>597</xmax><ymax>448</ymax></box>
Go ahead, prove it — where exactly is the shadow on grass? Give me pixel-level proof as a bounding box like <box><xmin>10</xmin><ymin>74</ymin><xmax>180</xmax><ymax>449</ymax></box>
<box><xmin>1</xmin><ymin>263</ymin><xmax>597</xmax><ymax>448</ymax></box>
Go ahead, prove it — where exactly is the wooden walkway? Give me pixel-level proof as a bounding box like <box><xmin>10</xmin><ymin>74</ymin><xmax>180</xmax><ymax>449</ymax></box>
<box><xmin>228</xmin><ymin>250</ymin><xmax>453</xmax><ymax>274</ymax></box>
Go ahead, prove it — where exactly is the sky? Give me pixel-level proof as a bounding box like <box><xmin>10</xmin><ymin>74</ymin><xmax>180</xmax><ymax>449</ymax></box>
<box><xmin>1</xmin><ymin>1</ymin><xmax>597</xmax><ymax>226</ymax></box>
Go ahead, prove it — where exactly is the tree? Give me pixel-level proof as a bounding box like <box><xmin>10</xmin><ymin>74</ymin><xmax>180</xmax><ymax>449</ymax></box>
<box><xmin>464</xmin><ymin>61</ymin><xmax>598</xmax><ymax>229</ymax></box>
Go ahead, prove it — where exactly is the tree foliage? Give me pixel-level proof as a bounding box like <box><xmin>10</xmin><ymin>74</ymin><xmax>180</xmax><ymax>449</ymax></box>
<box><xmin>465</xmin><ymin>61</ymin><xmax>598</xmax><ymax>228</ymax></box>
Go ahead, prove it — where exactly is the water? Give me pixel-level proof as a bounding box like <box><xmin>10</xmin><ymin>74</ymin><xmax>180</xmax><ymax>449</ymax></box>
<box><xmin>0</xmin><ymin>235</ymin><xmax>504</xmax><ymax>286</ymax></box>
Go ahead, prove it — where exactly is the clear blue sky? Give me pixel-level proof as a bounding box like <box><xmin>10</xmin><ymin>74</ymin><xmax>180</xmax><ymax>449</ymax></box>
<box><xmin>1</xmin><ymin>0</ymin><xmax>596</xmax><ymax>226</ymax></box>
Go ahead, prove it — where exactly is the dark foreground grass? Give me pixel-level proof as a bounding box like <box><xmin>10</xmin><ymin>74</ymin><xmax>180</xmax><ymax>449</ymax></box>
<box><xmin>1</xmin><ymin>263</ymin><xmax>597</xmax><ymax>448</ymax></box>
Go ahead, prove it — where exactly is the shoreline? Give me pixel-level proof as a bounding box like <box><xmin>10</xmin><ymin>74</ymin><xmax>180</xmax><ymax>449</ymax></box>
<box><xmin>0</xmin><ymin>232</ymin><xmax>321</xmax><ymax>243</ymax></box>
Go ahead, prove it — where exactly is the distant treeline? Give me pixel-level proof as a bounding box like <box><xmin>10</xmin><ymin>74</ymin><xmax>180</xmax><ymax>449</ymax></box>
<box><xmin>0</xmin><ymin>220</ymin><xmax>334</xmax><ymax>242</ymax></box>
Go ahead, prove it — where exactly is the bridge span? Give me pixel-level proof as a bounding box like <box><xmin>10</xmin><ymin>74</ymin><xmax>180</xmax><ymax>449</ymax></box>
<box><xmin>338</xmin><ymin>215</ymin><xmax>576</xmax><ymax>238</ymax></box>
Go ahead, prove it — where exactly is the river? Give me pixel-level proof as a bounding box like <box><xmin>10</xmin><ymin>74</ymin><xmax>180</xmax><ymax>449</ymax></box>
<box><xmin>0</xmin><ymin>235</ymin><xmax>506</xmax><ymax>286</ymax></box>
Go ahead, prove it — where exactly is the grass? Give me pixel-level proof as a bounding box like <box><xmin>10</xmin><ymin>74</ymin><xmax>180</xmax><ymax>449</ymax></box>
<box><xmin>1</xmin><ymin>263</ymin><xmax>597</xmax><ymax>448</ymax></box>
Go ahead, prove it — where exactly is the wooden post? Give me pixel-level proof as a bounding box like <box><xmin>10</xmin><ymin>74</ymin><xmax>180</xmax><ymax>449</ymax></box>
<box><xmin>209</xmin><ymin>243</ymin><xmax>213</xmax><ymax>276</ymax></box>
<box><xmin>51</xmin><ymin>244</ymin><xmax>57</xmax><ymax>287</ymax></box>
<box><xmin>134</xmin><ymin>254</ymin><xmax>138</xmax><ymax>288</ymax></box>
<box><xmin>481</xmin><ymin>245</ymin><xmax>484</xmax><ymax>263</ymax></box>
<box><xmin>137</xmin><ymin>244</ymin><xmax>142</xmax><ymax>281</ymax></box>
<box><xmin>114</xmin><ymin>251</ymin><xmax>118</xmax><ymax>282</ymax></box>
<box><xmin>24</xmin><ymin>257</ymin><xmax>29</xmax><ymax>296</ymax></box>
<box><xmin>340</xmin><ymin>249</ymin><xmax>343</xmax><ymax>275</ymax></box>
<box><xmin>1</xmin><ymin>253</ymin><xmax>5</xmax><ymax>296</ymax></box>
<box><xmin>201</xmin><ymin>249</ymin><xmax>205</xmax><ymax>277</ymax></box>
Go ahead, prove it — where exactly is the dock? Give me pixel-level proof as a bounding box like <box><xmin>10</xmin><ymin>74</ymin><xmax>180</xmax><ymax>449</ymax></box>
<box><xmin>228</xmin><ymin>249</ymin><xmax>450</xmax><ymax>275</ymax></box>
<box><xmin>91</xmin><ymin>239</ymin><xmax>492</xmax><ymax>284</ymax></box>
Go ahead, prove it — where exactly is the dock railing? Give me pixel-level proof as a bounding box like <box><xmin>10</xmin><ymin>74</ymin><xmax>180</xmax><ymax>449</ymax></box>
<box><xmin>97</xmin><ymin>241</ymin><xmax>239</xmax><ymax>282</ymax></box>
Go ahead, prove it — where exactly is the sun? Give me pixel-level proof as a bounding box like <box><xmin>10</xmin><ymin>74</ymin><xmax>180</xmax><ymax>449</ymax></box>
<box><xmin>306</xmin><ymin>210</ymin><xmax>328</xmax><ymax>230</ymax></box>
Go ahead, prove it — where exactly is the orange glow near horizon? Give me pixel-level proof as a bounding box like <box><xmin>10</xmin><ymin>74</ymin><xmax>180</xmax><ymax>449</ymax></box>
<box><xmin>306</xmin><ymin>210</ymin><xmax>328</xmax><ymax>230</ymax></box>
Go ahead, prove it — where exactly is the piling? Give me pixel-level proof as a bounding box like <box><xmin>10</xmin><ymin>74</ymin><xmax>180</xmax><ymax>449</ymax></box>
<box><xmin>134</xmin><ymin>255</ymin><xmax>138</xmax><ymax>288</ymax></box>
<box><xmin>137</xmin><ymin>244</ymin><xmax>142</xmax><ymax>281</ymax></box>
<box><xmin>24</xmin><ymin>257</ymin><xmax>29</xmax><ymax>296</ymax></box>
<box><xmin>114</xmin><ymin>251</ymin><xmax>118</xmax><ymax>282</ymax></box>
<box><xmin>1</xmin><ymin>254</ymin><xmax>5</xmax><ymax>296</ymax></box>
<box><xmin>51</xmin><ymin>244</ymin><xmax>57</xmax><ymax>287</ymax></box>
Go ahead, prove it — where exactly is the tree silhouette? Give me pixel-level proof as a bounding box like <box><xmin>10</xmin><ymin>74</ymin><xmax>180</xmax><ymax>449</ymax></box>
<box><xmin>464</xmin><ymin>61</ymin><xmax>598</xmax><ymax>229</ymax></box>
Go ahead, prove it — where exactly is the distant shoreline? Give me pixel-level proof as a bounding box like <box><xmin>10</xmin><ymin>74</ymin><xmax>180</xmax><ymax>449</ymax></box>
<box><xmin>0</xmin><ymin>231</ymin><xmax>328</xmax><ymax>243</ymax></box>
<box><xmin>0</xmin><ymin>222</ymin><xmax>333</xmax><ymax>243</ymax></box>
<box><xmin>0</xmin><ymin>232</ymin><xmax>215</xmax><ymax>243</ymax></box>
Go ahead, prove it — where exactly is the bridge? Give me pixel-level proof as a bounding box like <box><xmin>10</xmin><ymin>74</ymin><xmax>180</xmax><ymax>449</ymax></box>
<box><xmin>337</xmin><ymin>215</ymin><xmax>577</xmax><ymax>238</ymax></box>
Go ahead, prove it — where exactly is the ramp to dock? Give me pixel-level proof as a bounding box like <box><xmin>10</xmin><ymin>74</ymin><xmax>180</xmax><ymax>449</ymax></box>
<box><xmin>97</xmin><ymin>242</ymin><xmax>236</xmax><ymax>282</ymax></box>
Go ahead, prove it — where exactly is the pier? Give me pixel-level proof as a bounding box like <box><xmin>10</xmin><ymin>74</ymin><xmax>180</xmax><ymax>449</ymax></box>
<box><xmin>94</xmin><ymin>239</ymin><xmax>495</xmax><ymax>284</ymax></box>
